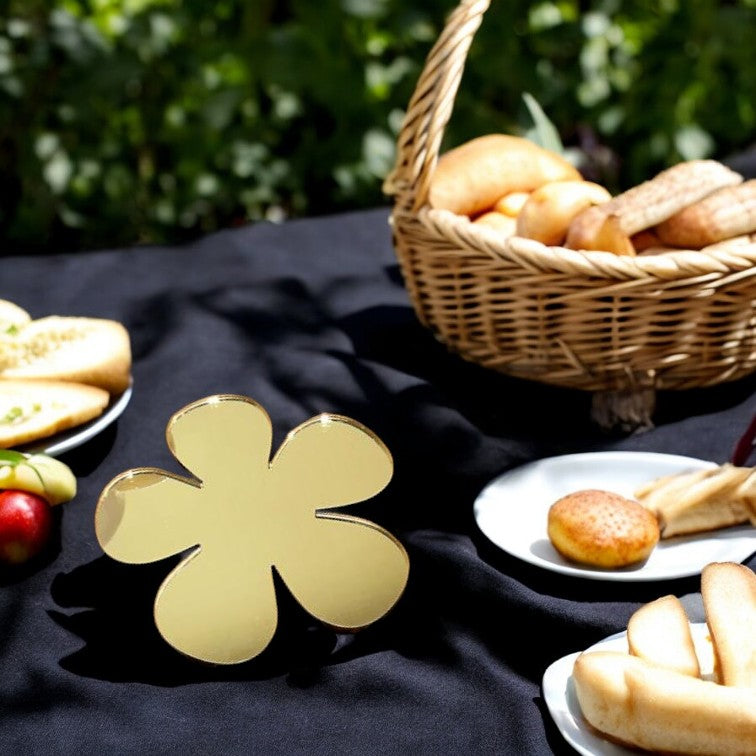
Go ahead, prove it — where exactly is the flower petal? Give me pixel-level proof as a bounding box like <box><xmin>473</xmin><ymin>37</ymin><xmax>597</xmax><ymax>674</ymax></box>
<box><xmin>155</xmin><ymin>547</ymin><xmax>278</xmax><ymax>664</ymax></box>
<box><xmin>276</xmin><ymin>513</ymin><xmax>409</xmax><ymax>630</ymax></box>
<box><xmin>95</xmin><ymin>469</ymin><xmax>202</xmax><ymax>564</ymax></box>
<box><xmin>167</xmin><ymin>395</ymin><xmax>273</xmax><ymax>484</ymax></box>
<box><xmin>270</xmin><ymin>414</ymin><xmax>393</xmax><ymax>514</ymax></box>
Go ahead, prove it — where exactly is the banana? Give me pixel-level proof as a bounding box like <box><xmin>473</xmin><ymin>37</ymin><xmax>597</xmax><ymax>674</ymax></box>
<box><xmin>0</xmin><ymin>449</ymin><xmax>76</xmax><ymax>505</ymax></box>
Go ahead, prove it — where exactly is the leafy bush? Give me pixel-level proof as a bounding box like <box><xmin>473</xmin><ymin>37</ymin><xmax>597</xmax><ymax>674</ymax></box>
<box><xmin>1</xmin><ymin>0</ymin><xmax>753</xmax><ymax>252</ymax></box>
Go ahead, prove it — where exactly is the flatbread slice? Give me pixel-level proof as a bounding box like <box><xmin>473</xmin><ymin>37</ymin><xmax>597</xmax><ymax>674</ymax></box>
<box><xmin>0</xmin><ymin>379</ymin><xmax>110</xmax><ymax>448</ymax></box>
<box><xmin>0</xmin><ymin>315</ymin><xmax>131</xmax><ymax>394</ymax></box>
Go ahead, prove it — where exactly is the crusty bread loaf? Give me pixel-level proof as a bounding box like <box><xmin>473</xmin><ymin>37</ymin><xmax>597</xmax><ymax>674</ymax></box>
<box><xmin>0</xmin><ymin>379</ymin><xmax>110</xmax><ymax>448</ymax></box>
<box><xmin>547</xmin><ymin>489</ymin><xmax>659</xmax><ymax>568</ymax></box>
<box><xmin>573</xmin><ymin>650</ymin><xmax>756</xmax><ymax>754</ymax></box>
<box><xmin>565</xmin><ymin>160</ymin><xmax>742</xmax><ymax>254</ymax></box>
<box><xmin>428</xmin><ymin>134</ymin><xmax>581</xmax><ymax>217</ymax></box>
<box><xmin>701</xmin><ymin>562</ymin><xmax>756</xmax><ymax>689</ymax></box>
<box><xmin>0</xmin><ymin>315</ymin><xmax>131</xmax><ymax>395</ymax></box>
<box><xmin>627</xmin><ymin>595</ymin><xmax>701</xmax><ymax>677</ymax></box>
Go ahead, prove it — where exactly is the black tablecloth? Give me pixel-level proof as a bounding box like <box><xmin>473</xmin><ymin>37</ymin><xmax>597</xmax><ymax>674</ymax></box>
<box><xmin>2</xmin><ymin>208</ymin><xmax>755</xmax><ymax>754</ymax></box>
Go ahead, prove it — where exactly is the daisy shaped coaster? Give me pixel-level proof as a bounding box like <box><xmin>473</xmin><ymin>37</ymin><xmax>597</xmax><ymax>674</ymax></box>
<box><xmin>94</xmin><ymin>394</ymin><xmax>409</xmax><ymax>665</ymax></box>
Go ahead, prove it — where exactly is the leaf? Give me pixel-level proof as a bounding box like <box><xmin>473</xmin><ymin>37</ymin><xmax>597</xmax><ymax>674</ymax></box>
<box><xmin>0</xmin><ymin>449</ymin><xmax>26</xmax><ymax>467</ymax></box>
<box><xmin>522</xmin><ymin>92</ymin><xmax>564</xmax><ymax>154</ymax></box>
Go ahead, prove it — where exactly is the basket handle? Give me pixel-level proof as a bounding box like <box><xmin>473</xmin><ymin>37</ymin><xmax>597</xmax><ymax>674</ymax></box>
<box><xmin>383</xmin><ymin>0</ymin><xmax>490</xmax><ymax>210</ymax></box>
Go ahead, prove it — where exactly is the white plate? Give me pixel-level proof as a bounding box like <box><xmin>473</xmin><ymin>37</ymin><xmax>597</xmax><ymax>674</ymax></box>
<box><xmin>22</xmin><ymin>383</ymin><xmax>133</xmax><ymax>457</ymax></box>
<box><xmin>542</xmin><ymin>623</ymin><xmax>713</xmax><ymax>756</ymax></box>
<box><xmin>473</xmin><ymin>451</ymin><xmax>756</xmax><ymax>581</ymax></box>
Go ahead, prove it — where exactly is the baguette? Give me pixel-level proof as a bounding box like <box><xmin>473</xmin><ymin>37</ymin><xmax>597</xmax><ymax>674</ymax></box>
<box><xmin>573</xmin><ymin>650</ymin><xmax>756</xmax><ymax>755</ymax></box>
<box><xmin>565</xmin><ymin>160</ymin><xmax>742</xmax><ymax>253</ymax></box>
<box><xmin>0</xmin><ymin>315</ymin><xmax>131</xmax><ymax>395</ymax></box>
<box><xmin>701</xmin><ymin>562</ymin><xmax>756</xmax><ymax>689</ymax></box>
<box><xmin>655</xmin><ymin>180</ymin><xmax>756</xmax><ymax>248</ymax></box>
<box><xmin>0</xmin><ymin>379</ymin><xmax>110</xmax><ymax>449</ymax></box>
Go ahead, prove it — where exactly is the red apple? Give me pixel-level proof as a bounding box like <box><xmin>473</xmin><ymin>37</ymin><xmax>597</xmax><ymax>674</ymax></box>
<box><xmin>0</xmin><ymin>490</ymin><xmax>53</xmax><ymax>565</ymax></box>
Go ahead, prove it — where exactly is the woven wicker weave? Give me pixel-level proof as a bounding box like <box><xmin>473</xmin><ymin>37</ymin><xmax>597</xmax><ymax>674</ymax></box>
<box><xmin>383</xmin><ymin>0</ymin><xmax>756</xmax><ymax>429</ymax></box>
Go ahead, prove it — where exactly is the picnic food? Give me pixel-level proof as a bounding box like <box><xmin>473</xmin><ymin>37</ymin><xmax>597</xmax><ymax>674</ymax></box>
<box><xmin>547</xmin><ymin>489</ymin><xmax>660</xmax><ymax>568</ymax></box>
<box><xmin>515</xmin><ymin>180</ymin><xmax>611</xmax><ymax>246</ymax></box>
<box><xmin>655</xmin><ymin>179</ymin><xmax>756</xmax><ymax>248</ymax></box>
<box><xmin>572</xmin><ymin>562</ymin><xmax>756</xmax><ymax>754</ymax></box>
<box><xmin>0</xmin><ymin>380</ymin><xmax>110</xmax><ymax>449</ymax></box>
<box><xmin>564</xmin><ymin>159</ymin><xmax>743</xmax><ymax>254</ymax></box>
<box><xmin>0</xmin><ymin>312</ymin><xmax>132</xmax><ymax>394</ymax></box>
<box><xmin>0</xmin><ymin>450</ymin><xmax>76</xmax><ymax>564</ymax></box>
<box><xmin>430</xmin><ymin>132</ymin><xmax>753</xmax><ymax>255</ymax></box>
<box><xmin>573</xmin><ymin>650</ymin><xmax>756</xmax><ymax>754</ymax></box>
<box><xmin>0</xmin><ymin>300</ymin><xmax>31</xmax><ymax>332</ymax></box>
<box><xmin>473</xmin><ymin>210</ymin><xmax>517</xmax><ymax>235</ymax></box>
<box><xmin>0</xmin><ymin>299</ymin><xmax>131</xmax><ymax>447</ymax></box>
<box><xmin>0</xmin><ymin>448</ymin><xmax>77</xmax><ymax>505</ymax></box>
<box><xmin>701</xmin><ymin>561</ymin><xmax>756</xmax><ymax>689</ymax></box>
<box><xmin>0</xmin><ymin>489</ymin><xmax>53</xmax><ymax>565</ymax></box>
<box><xmin>635</xmin><ymin>463</ymin><xmax>756</xmax><ymax>538</ymax></box>
<box><xmin>626</xmin><ymin>595</ymin><xmax>701</xmax><ymax>677</ymax></box>
<box><xmin>428</xmin><ymin>134</ymin><xmax>581</xmax><ymax>217</ymax></box>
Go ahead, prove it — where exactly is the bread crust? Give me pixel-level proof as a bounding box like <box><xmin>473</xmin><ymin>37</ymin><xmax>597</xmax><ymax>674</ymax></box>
<box><xmin>573</xmin><ymin>650</ymin><xmax>756</xmax><ymax>755</ymax></box>
<box><xmin>701</xmin><ymin>562</ymin><xmax>756</xmax><ymax>689</ymax></box>
<box><xmin>0</xmin><ymin>316</ymin><xmax>132</xmax><ymax>395</ymax></box>
<box><xmin>636</xmin><ymin>465</ymin><xmax>755</xmax><ymax>537</ymax></box>
<box><xmin>627</xmin><ymin>595</ymin><xmax>701</xmax><ymax>677</ymax></box>
<box><xmin>428</xmin><ymin>134</ymin><xmax>581</xmax><ymax>217</ymax></box>
<box><xmin>0</xmin><ymin>379</ymin><xmax>110</xmax><ymax>448</ymax></box>
<box><xmin>547</xmin><ymin>489</ymin><xmax>659</xmax><ymax>568</ymax></box>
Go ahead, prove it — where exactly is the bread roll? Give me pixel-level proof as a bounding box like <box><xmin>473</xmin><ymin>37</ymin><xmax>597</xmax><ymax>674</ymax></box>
<box><xmin>515</xmin><ymin>180</ymin><xmax>611</xmax><ymax>246</ymax></box>
<box><xmin>0</xmin><ymin>379</ymin><xmax>110</xmax><ymax>448</ymax></box>
<box><xmin>547</xmin><ymin>489</ymin><xmax>659</xmax><ymax>568</ymax></box>
<box><xmin>573</xmin><ymin>650</ymin><xmax>756</xmax><ymax>754</ymax></box>
<box><xmin>472</xmin><ymin>211</ymin><xmax>517</xmax><ymax>236</ymax></box>
<box><xmin>492</xmin><ymin>191</ymin><xmax>530</xmax><ymax>217</ymax></box>
<box><xmin>0</xmin><ymin>315</ymin><xmax>131</xmax><ymax>395</ymax></box>
<box><xmin>428</xmin><ymin>134</ymin><xmax>581</xmax><ymax>217</ymax></box>
<box><xmin>627</xmin><ymin>595</ymin><xmax>701</xmax><ymax>677</ymax></box>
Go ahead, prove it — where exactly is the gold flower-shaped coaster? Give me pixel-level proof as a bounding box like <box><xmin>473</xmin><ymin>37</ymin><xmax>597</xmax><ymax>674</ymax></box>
<box><xmin>94</xmin><ymin>394</ymin><xmax>409</xmax><ymax>665</ymax></box>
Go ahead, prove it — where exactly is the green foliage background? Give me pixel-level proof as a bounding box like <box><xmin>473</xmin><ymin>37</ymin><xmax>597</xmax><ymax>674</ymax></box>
<box><xmin>1</xmin><ymin>0</ymin><xmax>754</xmax><ymax>252</ymax></box>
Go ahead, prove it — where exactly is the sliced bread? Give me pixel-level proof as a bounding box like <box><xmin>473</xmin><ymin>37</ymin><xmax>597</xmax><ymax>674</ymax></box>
<box><xmin>0</xmin><ymin>379</ymin><xmax>110</xmax><ymax>448</ymax></box>
<box><xmin>627</xmin><ymin>594</ymin><xmax>701</xmax><ymax>677</ymax></box>
<box><xmin>0</xmin><ymin>315</ymin><xmax>132</xmax><ymax>395</ymax></box>
<box><xmin>0</xmin><ymin>299</ymin><xmax>31</xmax><ymax>332</ymax></box>
<box><xmin>701</xmin><ymin>561</ymin><xmax>756</xmax><ymax>689</ymax></box>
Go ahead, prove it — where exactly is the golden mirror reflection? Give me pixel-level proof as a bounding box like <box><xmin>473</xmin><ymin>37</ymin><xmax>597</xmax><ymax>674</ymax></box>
<box><xmin>95</xmin><ymin>394</ymin><xmax>409</xmax><ymax>665</ymax></box>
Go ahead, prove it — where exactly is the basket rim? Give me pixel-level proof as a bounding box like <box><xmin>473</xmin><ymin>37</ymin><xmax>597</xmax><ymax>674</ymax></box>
<box><xmin>396</xmin><ymin>205</ymin><xmax>756</xmax><ymax>283</ymax></box>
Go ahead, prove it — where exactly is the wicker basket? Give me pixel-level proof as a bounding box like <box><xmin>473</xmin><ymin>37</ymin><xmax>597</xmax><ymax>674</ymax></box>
<box><xmin>383</xmin><ymin>0</ymin><xmax>756</xmax><ymax>430</ymax></box>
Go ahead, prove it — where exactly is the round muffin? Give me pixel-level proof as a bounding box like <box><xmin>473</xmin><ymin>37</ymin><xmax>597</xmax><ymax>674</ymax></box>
<box><xmin>547</xmin><ymin>489</ymin><xmax>660</xmax><ymax>568</ymax></box>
